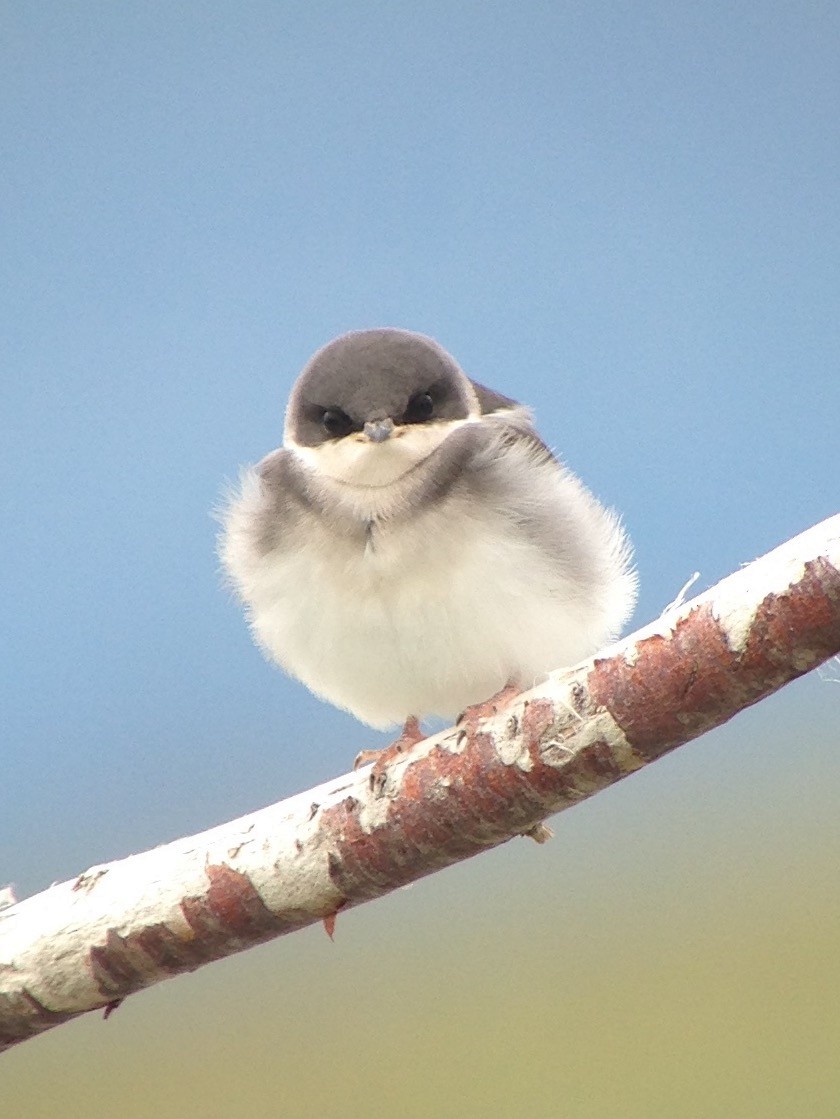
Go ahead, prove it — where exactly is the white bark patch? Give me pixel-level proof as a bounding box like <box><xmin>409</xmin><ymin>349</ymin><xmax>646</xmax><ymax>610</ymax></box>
<box><xmin>496</xmin><ymin>715</ymin><xmax>535</xmax><ymax>769</ymax></box>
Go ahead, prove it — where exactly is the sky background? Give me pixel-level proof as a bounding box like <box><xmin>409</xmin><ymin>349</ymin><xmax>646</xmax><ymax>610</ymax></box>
<box><xmin>3</xmin><ymin>3</ymin><xmax>840</xmax><ymax>1116</ymax></box>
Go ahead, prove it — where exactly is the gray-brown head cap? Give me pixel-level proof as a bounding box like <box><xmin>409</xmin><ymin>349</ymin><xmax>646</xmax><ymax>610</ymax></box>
<box><xmin>284</xmin><ymin>328</ymin><xmax>480</xmax><ymax>447</ymax></box>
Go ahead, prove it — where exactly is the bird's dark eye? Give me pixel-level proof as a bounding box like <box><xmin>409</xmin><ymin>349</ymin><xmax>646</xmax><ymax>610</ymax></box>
<box><xmin>404</xmin><ymin>391</ymin><xmax>435</xmax><ymax>424</ymax></box>
<box><xmin>321</xmin><ymin>408</ymin><xmax>353</xmax><ymax>438</ymax></box>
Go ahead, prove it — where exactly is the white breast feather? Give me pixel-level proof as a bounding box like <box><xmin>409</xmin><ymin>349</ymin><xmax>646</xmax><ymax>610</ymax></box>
<box><xmin>221</xmin><ymin>426</ymin><xmax>636</xmax><ymax>729</ymax></box>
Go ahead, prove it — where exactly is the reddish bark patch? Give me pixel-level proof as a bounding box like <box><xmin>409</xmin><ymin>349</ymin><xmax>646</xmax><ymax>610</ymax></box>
<box><xmin>89</xmin><ymin>864</ymin><xmax>311</xmax><ymax>1002</ymax></box>
<box><xmin>323</xmin><ymin>696</ymin><xmax>627</xmax><ymax>903</ymax></box>
<box><xmin>589</xmin><ymin>560</ymin><xmax>840</xmax><ymax>760</ymax></box>
<box><xmin>89</xmin><ymin>923</ymin><xmax>212</xmax><ymax>998</ymax></box>
<box><xmin>741</xmin><ymin>558</ymin><xmax>840</xmax><ymax>677</ymax></box>
<box><xmin>182</xmin><ymin>863</ymin><xmax>310</xmax><ymax>948</ymax></box>
<box><xmin>0</xmin><ymin>988</ymin><xmax>77</xmax><ymax>1049</ymax></box>
<box><xmin>588</xmin><ymin>605</ymin><xmax>734</xmax><ymax>759</ymax></box>
<box><xmin>323</xmin><ymin>733</ymin><xmax>521</xmax><ymax>902</ymax></box>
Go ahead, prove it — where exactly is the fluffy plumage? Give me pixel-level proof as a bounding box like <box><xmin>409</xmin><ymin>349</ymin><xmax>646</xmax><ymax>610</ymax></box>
<box><xmin>221</xmin><ymin>329</ymin><xmax>636</xmax><ymax>728</ymax></box>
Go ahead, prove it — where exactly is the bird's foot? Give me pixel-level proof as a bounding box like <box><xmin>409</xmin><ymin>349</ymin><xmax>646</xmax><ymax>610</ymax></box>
<box><xmin>354</xmin><ymin>715</ymin><xmax>426</xmax><ymax>788</ymax></box>
<box><xmin>456</xmin><ymin>680</ymin><xmax>520</xmax><ymax>740</ymax></box>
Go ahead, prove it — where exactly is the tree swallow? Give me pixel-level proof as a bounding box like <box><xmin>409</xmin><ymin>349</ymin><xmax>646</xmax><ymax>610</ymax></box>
<box><xmin>221</xmin><ymin>328</ymin><xmax>637</xmax><ymax>752</ymax></box>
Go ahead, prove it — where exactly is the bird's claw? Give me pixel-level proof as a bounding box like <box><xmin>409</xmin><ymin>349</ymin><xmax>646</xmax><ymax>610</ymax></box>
<box><xmin>455</xmin><ymin>681</ymin><xmax>520</xmax><ymax>740</ymax></box>
<box><xmin>354</xmin><ymin>716</ymin><xmax>426</xmax><ymax>790</ymax></box>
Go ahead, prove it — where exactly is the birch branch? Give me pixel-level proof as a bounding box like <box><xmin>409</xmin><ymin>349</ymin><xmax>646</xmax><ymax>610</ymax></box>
<box><xmin>2</xmin><ymin>514</ymin><xmax>840</xmax><ymax>1053</ymax></box>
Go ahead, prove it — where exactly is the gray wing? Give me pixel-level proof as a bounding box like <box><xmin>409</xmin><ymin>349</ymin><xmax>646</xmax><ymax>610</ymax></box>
<box><xmin>469</xmin><ymin>379</ymin><xmax>557</xmax><ymax>465</ymax></box>
<box><xmin>400</xmin><ymin>404</ymin><xmax>557</xmax><ymax>519</ymax></box>
<box><xmin>451</xmin><ymin>410</ymin><xmax>615</xmax><ymax>587</ymax></box>
<box><xmin>234</xmin><ymin>448</ymin><xmax>318</xmax><ymax>561</ymax></box>
<box><xmin>218</xmin><ymin>448</ymin><xmax>307</xmax><ymax>596</ymax></box>
<box><xmin>258</xmin><ymin>447</ymin><xmax>314</xmax><ymax>509</ymax></box>
<box><xmin>470</xmin><ymin>378</ymin><xmax>519</xmax><ymax>414</ymax></box>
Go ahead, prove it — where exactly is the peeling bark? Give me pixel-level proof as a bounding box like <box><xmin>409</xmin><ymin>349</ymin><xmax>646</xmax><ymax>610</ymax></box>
<box><xmin>2</xmin><ymin>514</ymin><xmax>839</xmax><ymax>1053</ymax></box>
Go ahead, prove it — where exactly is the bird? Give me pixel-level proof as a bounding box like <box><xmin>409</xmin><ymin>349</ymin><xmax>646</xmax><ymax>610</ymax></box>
<box><xmin>220</xmin><ymin>328</ymin><xmax>637</xmax><ymax>766</ymax></box>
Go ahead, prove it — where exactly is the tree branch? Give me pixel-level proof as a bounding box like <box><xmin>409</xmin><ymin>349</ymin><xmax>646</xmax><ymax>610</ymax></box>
<box><xmin>2</xmin><ymin>515</ymin><xmax>839</xmax><ymax>1053</ymax></box>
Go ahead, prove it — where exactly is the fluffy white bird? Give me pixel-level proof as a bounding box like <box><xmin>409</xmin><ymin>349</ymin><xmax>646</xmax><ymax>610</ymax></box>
<box><xmin>221</xmin><ymin>328</ymin><xmax>636</xmax><ymax>744</ymax></box>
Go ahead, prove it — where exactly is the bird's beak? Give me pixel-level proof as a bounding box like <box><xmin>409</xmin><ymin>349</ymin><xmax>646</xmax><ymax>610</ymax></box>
<box><xmin>363</xmin><ymin>417</ymin><xmax>395</xmax><ymax>443</ymax></box>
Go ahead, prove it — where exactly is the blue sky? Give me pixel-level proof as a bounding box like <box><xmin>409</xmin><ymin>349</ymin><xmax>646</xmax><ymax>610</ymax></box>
<box><xmin>4</xmin><ymin>0</ymin><xmax>839</xmax><ymax>892</ymax></box>
<box><xmin>4</xmin><ymin>0</ymin><xmax>838</xmax><ymax>887</ymax></box>
<box><xmin>3</xmin><ymin>4</ymin><xmax>840</xmax><ymax>1111</ymax></box>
